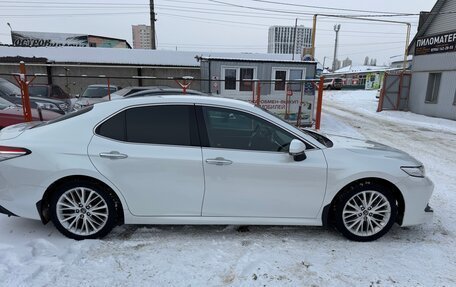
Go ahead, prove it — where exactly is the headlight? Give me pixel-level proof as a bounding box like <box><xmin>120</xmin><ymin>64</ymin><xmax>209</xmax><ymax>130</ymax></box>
<box><xmin>401</xmin><ymin>166</ymin><xmax>425</xmax><ymax>178</ymax></box>
<box><xmin>58</xmin><ymin>103</ymin><xmax>70</xmax><ymax>112</ymax></box>
<box><xmin>36</xmin><ymin>102</ymin><xmax>60</xmax><ymax>111</ymax></box>
<box><xmin>73</xmin><ymin>103</ymin><xmax>82</xmax><ymax>110</ymax></box>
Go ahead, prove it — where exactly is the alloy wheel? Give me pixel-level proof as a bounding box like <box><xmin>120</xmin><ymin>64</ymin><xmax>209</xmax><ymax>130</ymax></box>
<box><xmin>342</xmin><ymin>190</ymin><xmax>391</xmax><ymax>237</ymax></box>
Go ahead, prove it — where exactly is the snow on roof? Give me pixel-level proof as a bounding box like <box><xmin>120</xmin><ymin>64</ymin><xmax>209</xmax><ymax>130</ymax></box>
<box><xmin>0</xmin><ymin>46</ymin><xmax>200</xmax><ymax>67</ymax></box>
<box><xmin>197</xmin><ymin>53</ymin><xmax>313</xmax><ymax>63</ymax></box>
<box><xmin>389</xmin><ymin>55</ymin><xmax>413</xmax><ymax>63</ymax></box>
<box><xmin>0</xmin><ymin>46</ymin><xmax>312</xmax><ymax>67</ymax></box>
<box><xmin>334</xmin><ymin>65</ymin><xmax>390</xmax><ymax>73</ymax></box>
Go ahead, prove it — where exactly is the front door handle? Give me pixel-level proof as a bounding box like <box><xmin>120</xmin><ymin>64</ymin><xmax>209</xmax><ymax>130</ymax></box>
<box><xmin>205</xmin><ymin>157</ymin><xmax>233</xmax><ymax>166</ymax></box>
<box><xmin>99</xmin><ymin>151</ymin><xmax>128</xmax><ymax>159</ymax></box>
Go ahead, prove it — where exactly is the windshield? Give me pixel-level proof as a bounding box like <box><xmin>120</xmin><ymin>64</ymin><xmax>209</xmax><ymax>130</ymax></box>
<box><xmin>29</xmin><ymin>86</ymin><xmax>48</xmax><ymax>97</ymax></box>
<box><xmin>0</xmin><ymin>80</ymin><xmax>21</xmax><ymax>96</ymax></box>
<box><xmin>82</xmin><ymin>86</ymin><xmax>117</xmax><ymax>98</ymax></box>
<box><xmin>0</xmin><ymin>97</ymin><xmax>15</xmax><ymax>110</ymax></box>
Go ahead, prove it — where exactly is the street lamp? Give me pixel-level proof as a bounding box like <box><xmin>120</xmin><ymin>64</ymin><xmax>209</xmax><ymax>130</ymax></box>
<box><xmin>332</xmin><ymin>24</ymin><xmax>341</xmax><ymax>72</ymax></box>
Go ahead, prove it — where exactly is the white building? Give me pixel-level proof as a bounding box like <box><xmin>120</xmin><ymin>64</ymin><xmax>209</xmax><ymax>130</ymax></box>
<box><xmin>132</xmin><ymin>25</ymin><xmax>151</xmax><ymax>49</ymax></box>
<box><xmin>268</xmin><ymin>25</ymin><xmax>312</xmax><ymax>55</ymax></box>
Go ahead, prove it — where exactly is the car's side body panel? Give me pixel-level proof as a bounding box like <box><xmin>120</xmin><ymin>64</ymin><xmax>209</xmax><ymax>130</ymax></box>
<box><xmin>88</xmin><ymin>135</ymin><xmax>206</xmax><ymax>216</ymax></box>
<box><xmin>201</xmin><ymin>148</ymin><xmax>327</xmax><ymax>218</ymax></box>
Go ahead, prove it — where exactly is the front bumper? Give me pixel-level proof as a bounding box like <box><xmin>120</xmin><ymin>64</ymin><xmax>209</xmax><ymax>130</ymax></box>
<box><xmin>422</xmin><ymin>204</ymin><xmax>434</xmax><ymax>224</ymax></box>
<box><xmin>397</xmin><ymin>175</ymin><xmax>434</xmax><ymax>226</ymax></box>
<box><xmin>0</xmin><ymin>204</ymin><xmax>17</xmax><ymax>217</ymax></box>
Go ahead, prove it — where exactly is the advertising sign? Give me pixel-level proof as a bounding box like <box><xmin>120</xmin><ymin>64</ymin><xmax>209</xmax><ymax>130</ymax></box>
<box><xmin>415</xmin><ymin>30</ymin><xmax>456</xmax><ymax>55</ymax></box>
<box><xmin>12</xmin><ymin>31</ymin><xmax>88</xmax><ymax>47</ymax></box>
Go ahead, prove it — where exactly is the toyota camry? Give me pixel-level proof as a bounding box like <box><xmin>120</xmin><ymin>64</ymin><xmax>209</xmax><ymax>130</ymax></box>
<box><xmin>0</xmin><ymin>96</ymin><xmax>434</xmax><ymax>241</ymax></box>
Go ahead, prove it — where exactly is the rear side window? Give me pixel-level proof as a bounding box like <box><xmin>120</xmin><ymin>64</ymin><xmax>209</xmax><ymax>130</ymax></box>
<box><xmin>96</xmin><ymin>111</ymin><xmax>126</xmax><ymax>141</ymax></box>
<box><xmin>96</xmin><ymin>105</ymin><xmax>199</xmax><ymax>146</ymax></box>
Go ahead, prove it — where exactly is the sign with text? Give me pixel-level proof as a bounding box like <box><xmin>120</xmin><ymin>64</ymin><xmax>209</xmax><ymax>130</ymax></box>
<box><xmin>12</xmin><ymin>31</ymin><xmax>88</xmax><ymax>47</ymax></box>
<box><xmin>415</xmin><ymin>30</ymin><xmax>456</xmax><ymax>55</ymax></box>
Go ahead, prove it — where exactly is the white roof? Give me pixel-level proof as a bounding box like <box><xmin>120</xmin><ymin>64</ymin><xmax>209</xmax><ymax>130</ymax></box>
<box><xmin>334</xmin><ymin>65</ymin><xmax>390</xmax><ymax>73</ymax></box>
<box><xmin>0</xmin><ymin>46</ymin><xmax>310</xmax><ymax>66</ymax></box>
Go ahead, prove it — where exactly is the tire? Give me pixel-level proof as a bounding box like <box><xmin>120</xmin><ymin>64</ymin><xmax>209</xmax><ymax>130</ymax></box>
<box><xmin>50</xmin><ymin>181</ymin><xmax>117</xmax><ymax>240</ymax></box>
<box><xmin>334</xmin><ymin>182</ymin><xmax>397</xmax><ymax>242</ymax></box>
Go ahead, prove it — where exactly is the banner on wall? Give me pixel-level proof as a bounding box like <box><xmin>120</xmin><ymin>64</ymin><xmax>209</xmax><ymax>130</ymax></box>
<box><xmin>11</xmin><ymin>31</ymin><xmax>88</xmax><ymax>47</ymax></box>
<box><xmin>415</xmin><ymin>30</ymin><xmax>456</xmax><ymax>55</ymax></box>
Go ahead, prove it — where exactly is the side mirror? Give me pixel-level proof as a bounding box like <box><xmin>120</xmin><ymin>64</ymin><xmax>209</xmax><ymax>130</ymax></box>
<box><xmin>75</xmin><ymin>94</ymin><xmax>80</xmax><ymax>98</ymax></box>
<box><xmin>289</xmin><ymin>139</ymin><xmax>307</xmax><ymax>161</ymax></box>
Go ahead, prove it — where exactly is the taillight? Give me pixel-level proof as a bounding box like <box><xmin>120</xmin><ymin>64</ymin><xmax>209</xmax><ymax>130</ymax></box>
<box><xmin>0</xmin><ymin>146</ymin><xmax>31</xmax><ymax>162</ymax></box>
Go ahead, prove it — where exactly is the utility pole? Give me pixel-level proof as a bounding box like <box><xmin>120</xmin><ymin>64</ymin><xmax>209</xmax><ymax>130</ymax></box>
<box><xmin>150</xmin><ymin>0</ymin><xmax>156</xmax><ymax>49</ymax></box>
<box><xmin>292</xmin><ymin>18</ymin><xmax>298</xmax><ymax>60</ymax></box>
<box><xmin>332</xmin><ymin>24</ymin><xmax>341</xmax><ymax>72</ymax></box>
<box><xmin>7</xmin><ymin>22</ymin><xmax>12</xmax><ymax>44</ymax></box>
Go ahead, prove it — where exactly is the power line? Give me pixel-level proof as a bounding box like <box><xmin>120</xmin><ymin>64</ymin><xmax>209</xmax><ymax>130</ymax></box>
<box><xmin>246</xmin><ymin>0</ymin><xmax>406</xmax><ymax>15</ymax></box>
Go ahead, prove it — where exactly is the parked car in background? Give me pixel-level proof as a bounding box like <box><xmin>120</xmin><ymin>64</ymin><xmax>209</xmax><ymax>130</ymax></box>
<box><xmin>0</xmin><ymin>78</ymin><xmax>70</xmax><ymax>114</ymax></box>
<box><xmin>29</xmin><ymin>84</ymin><xmax>74</xmax><ymax>111</ymax></box>
<box><xmin>102</xmin><ymin>86</ymin><xmax>172</xmax><ymax>100</ymax></box>
<box><xmin>0</xmin><ymin>95</ymin><xmax>433</xmax><ymax>241</ymax></box>
<box><xmin>74</xmin><ymin>84</ymin><xmax>120</xmax><ymax>110</ymax></box>
<box><xmin>103</xmin><ymin>86</ymin><xmax>208</xmax><ymax>101</ymax></box>
<box><xmin>0</xmin><ymin>97</ymin><xmax>61</xmax><ymax>129</ymax></box>
<box><xmin>323</xmin><ymin>78</ymin><xmax>343</xmax><ymax>90</ymax></box>
<box><xmin>29</xmin><ymin>84</ymin><xmax>72</xmax><ymax>100</ymax></box>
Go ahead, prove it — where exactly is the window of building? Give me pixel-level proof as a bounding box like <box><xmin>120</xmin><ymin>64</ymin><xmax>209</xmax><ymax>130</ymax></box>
<box><xmin>224</xmin><ymin>69</ymin><xmax>237</xmax><ymax>90</ymax></box>
<box><xmin>272</xmin><ymin>68</ymin><xmax>306</xmax><ymax>92</ymax></box>
<box><xmin>274</xmin><ymin>70</ymin><xmax>287</xmax><ymax>91</ymax></box>
<box><xmin>222</xmin><ymin>67</ymin><xmax>256</xmax><ymax>92</ymax></box>
<box><xmin>96</xmin><ymin>105</ymin><xmax>199</xmax><ymax>146</ymax></box>
<box><xmin>289</xmin><ymin>69</ymin><xmax>303</xmax><ymax>91</ymax></box>
<box><xmin>240</xmin><ymin>68</ymin><xmax>254</xmax><ymax>91</ymax></box>
<box><xmin>425</xmin><ymin>73</ymin><xmax>441</xmax><ymax>103</ymax></box>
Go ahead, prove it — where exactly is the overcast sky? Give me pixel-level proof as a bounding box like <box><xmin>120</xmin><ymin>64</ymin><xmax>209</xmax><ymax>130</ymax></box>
<box><xmin>0</xmin><ymin>0</ymin><xmax>436</xmax><ymax>66</ymax></box>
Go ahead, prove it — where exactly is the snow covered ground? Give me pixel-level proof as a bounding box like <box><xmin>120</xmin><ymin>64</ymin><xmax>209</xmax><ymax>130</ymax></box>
<box><xmin>1</xmin><ymin>90</ymin><xmax>455</xmax><ymax>287</ymax></box>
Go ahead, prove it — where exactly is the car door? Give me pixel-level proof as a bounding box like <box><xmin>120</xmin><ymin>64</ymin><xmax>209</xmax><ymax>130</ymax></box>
<box><xmin>199</xmin><ymin>106</ymin><xmax>327</xmax><ymax>218</ymax></box>
<box><xmin>88</xmin><ymin>104</ymin><xmax>205</xmax><ymax>216</ymax></box>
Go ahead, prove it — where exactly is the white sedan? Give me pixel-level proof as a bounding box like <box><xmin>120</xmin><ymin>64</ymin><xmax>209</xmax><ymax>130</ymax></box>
<box><xmin>0</xmin><ymin>96</ymin><xmax>433</xmax><ymax>241</ymax></box>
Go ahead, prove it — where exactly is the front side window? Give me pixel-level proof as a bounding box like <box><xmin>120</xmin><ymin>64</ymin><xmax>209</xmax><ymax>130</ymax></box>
<box><xmin>202</xmin><ymin>106</ymin><xmax>296</xmax><ymax>152</ymax></box>
<box><xmin>425</xmin><ymin>73</ymin><xmax>441</xmax><ymax>103</ymax></box>
<box><xmin>224</xmin><ymin>69</ymin><xmax>236</xmax><ymax>90</ymax></box>
<box><xmin>96</xmin><ymin>105</ymin><xmax>199</xmax><ymax>146</ymax></box>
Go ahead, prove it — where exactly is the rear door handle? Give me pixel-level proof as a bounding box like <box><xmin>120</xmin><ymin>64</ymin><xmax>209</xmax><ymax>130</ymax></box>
<box><xmin>99</xmin><ymin>151</ymin><xmax>128</xmax><ymax>159</ymax></box>
<box><xmin>205</xmin><ymin>157</ymin><xmax>233</xmax><ymax>166</ymax></box>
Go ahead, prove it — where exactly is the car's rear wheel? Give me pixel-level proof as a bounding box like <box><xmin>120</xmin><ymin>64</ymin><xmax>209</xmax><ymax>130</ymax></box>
<box><xmin>334</xmin><ymin>182</ymin><xmax>397</xmax><ymax>241</ymax></box>
<box><xmin>50</xmin><ymin>181</ymin><xmax>117</xmax><ymax>240</ymax></box>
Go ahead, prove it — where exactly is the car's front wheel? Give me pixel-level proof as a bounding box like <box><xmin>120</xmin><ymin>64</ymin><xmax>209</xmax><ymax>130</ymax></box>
<box><xmin>50</xmin><ymin>181</ymin><xmax>117</xmax><ymax>240</ymax></box>
<box><xmin>334</xmin><ymin>182</ymin><xmax>397</xmax><ymax>241</ymax></box>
